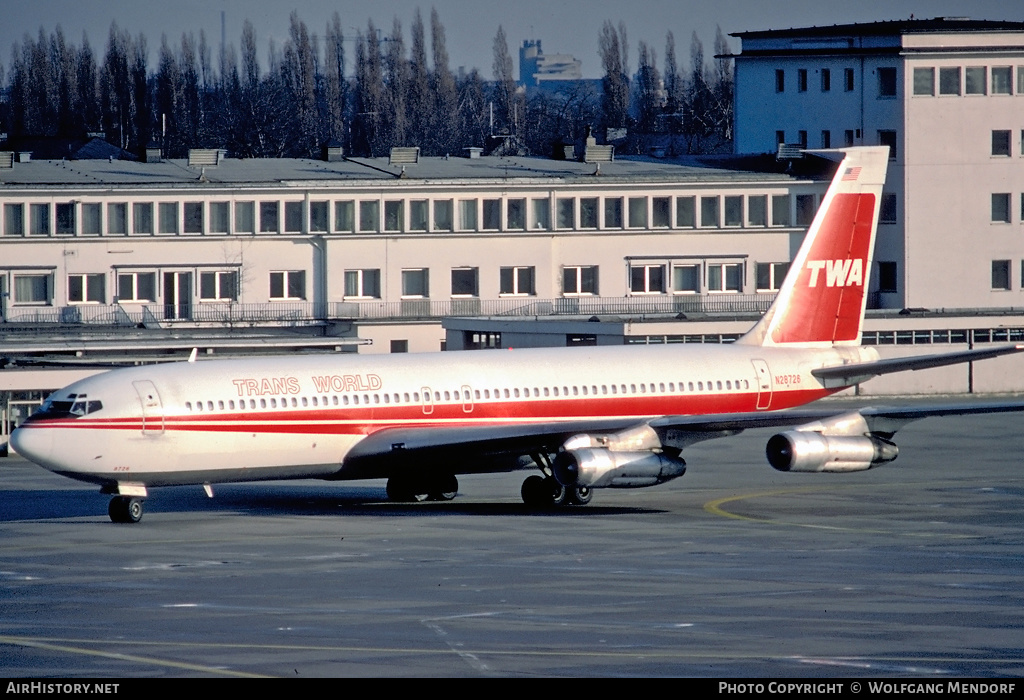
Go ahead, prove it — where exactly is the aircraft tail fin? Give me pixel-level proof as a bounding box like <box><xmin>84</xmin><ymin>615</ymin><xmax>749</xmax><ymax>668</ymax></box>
<box><xmin>737</xmin><ymin>147</ymin><xmax>889</xmax><ymax>348</ymax></box>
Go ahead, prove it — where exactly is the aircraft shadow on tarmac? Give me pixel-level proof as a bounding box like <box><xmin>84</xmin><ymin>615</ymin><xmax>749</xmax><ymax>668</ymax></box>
<box><xmin>0</xmin><ymin>483</ymin><xmax>661</xmax><ymax>522</ymax></box>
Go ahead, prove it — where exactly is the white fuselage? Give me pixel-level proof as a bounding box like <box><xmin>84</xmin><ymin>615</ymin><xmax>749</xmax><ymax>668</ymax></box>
<box><xmin>11</xmin><ymin>342</ymin><xmax>876</xmax><ymax>487</ymax></box>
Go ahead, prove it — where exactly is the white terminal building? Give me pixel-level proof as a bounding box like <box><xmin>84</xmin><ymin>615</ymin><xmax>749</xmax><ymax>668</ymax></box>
<box><xmin>3</xmin><ymin>17</ymin><xmax>1024</xmax><ymax>440</ymax></box>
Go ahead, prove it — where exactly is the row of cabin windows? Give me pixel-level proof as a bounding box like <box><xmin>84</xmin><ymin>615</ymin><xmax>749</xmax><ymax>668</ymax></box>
<box><xmin>183</xmin><ymin>378</ymin><xmax>756</xmax><ymax>413</ymax></box>
<box><xmin>0</xmin><ymin>193</ymin><xmax>814</xmax><ymax>237</ymax></box>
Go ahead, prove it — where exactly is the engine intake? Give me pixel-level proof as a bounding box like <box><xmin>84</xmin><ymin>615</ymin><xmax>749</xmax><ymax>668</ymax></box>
<box><xmin>766</xmin><ymin>431</ymin><xmax>898</xmax><ymax>473</ymax></box>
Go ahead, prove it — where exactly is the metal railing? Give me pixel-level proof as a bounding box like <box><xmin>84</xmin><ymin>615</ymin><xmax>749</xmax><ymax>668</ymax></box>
<box><xmin>1</xmin><ymin>294</ymin><xmax>775</xmax><ymax>329</ymax></box>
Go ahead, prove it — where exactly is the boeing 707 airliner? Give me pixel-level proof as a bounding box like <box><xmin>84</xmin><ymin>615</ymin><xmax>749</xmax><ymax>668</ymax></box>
<box><xmin>11</xmin><ymin>147</ymin><xmax>1024</xmax><ymax>522</ymax></box>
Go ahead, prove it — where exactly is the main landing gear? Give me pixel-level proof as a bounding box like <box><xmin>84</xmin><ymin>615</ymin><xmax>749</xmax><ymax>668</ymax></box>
<box><xmin>108</xmin><ymin>496</ymin><xmax>144</xmax><ymax>523</ymax></box>
<box><xmin>386</xmin><ymin>473</ymin><xmax>459</xmax><ymax>503</ymax></box>
<box><xmin>520</xmin><ymin>475</ymin><xmax>592</xmax><ymax>508</ymax></box>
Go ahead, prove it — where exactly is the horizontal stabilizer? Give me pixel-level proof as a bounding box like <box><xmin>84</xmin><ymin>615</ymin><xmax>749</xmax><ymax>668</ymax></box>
<box><xmin>811</xmin><ymin>343</ymin><xmax>1024</xmax><ymax>385</ymax></box>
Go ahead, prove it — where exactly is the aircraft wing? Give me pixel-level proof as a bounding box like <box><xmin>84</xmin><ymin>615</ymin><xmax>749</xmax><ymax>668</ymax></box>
<box><xmin>340</xmin><ymin>399</ymin><xmax>1024</xmax><ymax>476</ymax></box>
<box><xmin>812</xmin><ymin>343</ymin><xmax>1024</xmax><ymax>386</ymax></box>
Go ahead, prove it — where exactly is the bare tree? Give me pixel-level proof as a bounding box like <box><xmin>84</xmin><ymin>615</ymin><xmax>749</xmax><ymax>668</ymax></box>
<box><xmin>598</xmin><ymin>20</ymin><xmax>629</xmax><ymax>131</ymax></box>
<box><xmin>491</xmin><ymin>25</ymin><xmax>521</xmax><ymax>140</ymax></box>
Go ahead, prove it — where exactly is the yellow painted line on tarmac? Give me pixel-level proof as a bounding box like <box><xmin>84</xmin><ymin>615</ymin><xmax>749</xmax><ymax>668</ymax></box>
<box><xmin>703</xmin><ymin>485</ymin><xmax>979</xmax><ymax>538</ymax></box>
<box><xmin>0</xmin><ymin>635</ymin><xmax>271</xmax><ymax>678</ymax></box>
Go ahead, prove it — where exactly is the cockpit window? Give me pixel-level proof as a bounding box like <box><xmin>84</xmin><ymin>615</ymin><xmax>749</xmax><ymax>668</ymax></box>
<box><xmin>32</xmin><ymin>394</ymin><xmax>103</xmax><ymax>420</ymax></box>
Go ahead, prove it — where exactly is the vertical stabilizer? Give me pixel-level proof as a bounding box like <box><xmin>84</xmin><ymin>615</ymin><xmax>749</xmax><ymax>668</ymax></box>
<box><xmin>738</xmin><ymin>147</ymin><xmax>889</xmax><ymax>348</ymax></box>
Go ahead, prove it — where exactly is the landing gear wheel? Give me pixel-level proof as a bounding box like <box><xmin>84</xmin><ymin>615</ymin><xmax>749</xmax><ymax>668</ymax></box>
<box><xmin>567</xmin><ymin>485</ymin><xmax>593</xmax><ymax>506</ymax></box>
<box><xmin>428</xmin><ymin>474</ymin><xmax>458</xmax><ymax>501</ymax></box>
<box><xmin>108</xmin><ymin>496</ymin><xmax>144</xmax><ymax>523</ymax></box>
<box><xmin>385</xmin><ymin>476</ymin><xmax>429</xmax><ymax>502</ymax></box>
<box><xmin>521</xmin><ymin>475</ymin><xmax>568</xmax><ymax>508</ymax></box>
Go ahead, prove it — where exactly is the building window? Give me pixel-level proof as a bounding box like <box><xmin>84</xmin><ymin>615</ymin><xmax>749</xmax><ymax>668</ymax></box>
<box><xmin>199</xmin><ymin>271</ymin><xmax>238</xmax><ymax>301</ymax></box>
<box><xmin>4</xmin><ymin>203</ymin><xmax>24</xmax><ymax>236</ymax></box>
<box><xmin>629</xmin><ymin>264</ymin><xmax>665</xmax><ymax>294</ymax></box>
<box><xmin>771</xmin><ymin>195</ymin><xmax>791</xmax><ymax>227</ymax></box>
<box><xmin>700</xmin><ymin>196</ymin><xmax>719</xmax><ymax>227</ymax></box>
<box><xmin>260</xmin><ymin>201</ymin><xmax>279</xmax><ymax>233</ymax></box>
<box><xmin>135</xmin><ymin>202</ymin><xmax>154</xmax><ymax>235</ymax></box>
<box><xmin>210</xmin><ymin>202</ymin><xmax>230</xmax><ymax>233</ymax></box>
<box><xmin>390</xmin><ymin>340</ymin><xmax>409</xmax><ymax>353</ymax></box>
<box><xmin>797</xmin><ymin>130</ymin><xmax>808</xmax><ymax>148</ymax></box>
<box><xmin>877</xmin><ymin>67</ymin><xmax>897</xmax><ymax>97</ymax></box>
<box><xmin>965</xmin><ymin>66</ymin><xmax>987</xmax><ymax>95</ymax></box>
<box><xmin>1019</xmin><ymin>66</ymin><xmax>1024</xmax><ymax>96</ymax></box>
<box><xmin>13</xmin><ymin>273</ymin><xmax>52</xmax><ymax>304</ymax></box>
<box><xmin>877</xmin><ymin>262</ymin><xmax>897</xmax><ymax>293</ymax></box>
<box><xmin>775</xmin><ymin>69</ymin><xmax>784</xmax><ymax>92</ymax></box>
<box><xmin>798</xmin><ymin>69</ymin><xmax>807</xmax><ymax>92</ymax></box>
<box><xmin>676</xmin><ymin>196</ymin><xmax>695</xmax><ymax>228</ymax></box>
<box><xmin>56</xmin><ymin>202</ymin><xmax>75</xmax><ymax>235</ymax></box>
<box><xmin>531</xmin><ymin>199</ymin><xmax>550</xmax><ymax>230</ymax></box>
<box><xmin>580</xmin><ymin>198</ymin><xmax>598</xmax><ymax>228</ymax></box>
<box><xmin>482</xmin><ymin>199</ymin><xmax>500</xmax><ymax>230</ymax></box>
<box><xmin>27</xmin><ymin>203</ymin><xmax>49</xmax><ymax>236</ymax></box>
<box><xmin>821</xmin><ymin>68</ymin><xmax>830</xmax><ymax>92</ymax></box>
<box><xmin>756</xmin><ymin>262</ymin><xmax>788</xmax><ymax>292</ymax></box>
<box><xmin>563</xmin><ymin>266</ymin><xmax>598</xmax><ymax>295</ymax></box>
<box><xmin>506</xmin><ymin>199</ymin><xmax>525</xmax><ymax>230</ymax></box>
<box><xmin>707</xmin><ymin>263</ymin><xmax>742</xmax><ymax>293</ymax></box>
<box><xmin>107</xmin><ymin>203</ymin><xmax>127</xmax><ymax>235</ymax></box>
<box><xmin>402</xmin><ymin>268</ymin><xmax>429</xmax><ymax>298</ymax></box>
<box><xmin>992</xmin><ymin>130</ymin><xmax>1011</xmax><ymax>157</ymax></box>
<box><xmin>747</xmin><ymin>195</ymin><xmax>767</xmax><ymax>227</ymax></box>
<box><xmin>913</xmin><ymin>67</ymin><xmax>934</xmax><ymax>96</ymax></box>
<box><xmin>270</xmin><ymin>270</ymin><xmax>305</xmax><ymax>300</ymax></box>
<box><xmin>878</xmin><ymin>130</ymin><xmax>897</xmax><ymax>159</ymax></box>
<box><xmin>992</xmin><ymin>193</ymin><xmax>1011</xmax><ymax>223</ymax></box>
<box><xmin>672</xmin><ymin>264</ymin><xmax>699</xmax><ymax>294</ymax></box>
<box><xmin>451</xmin><ymin>268</ymin><xmax>479</xmax><ymax>297</ymax></box>
<box><xmin>459</xmin><ymin>199</ymin><xmax>477</xmax><ymax>230</ymax></box>
<box><xmin>117</xmin><ymin>272</ymin><xmax>156</xmax><ymax>302</ymax></box>
<box><xmin>821</xmin><ymin>130</ymin><xmax>831</xmax><ymax>148</ymax></box>
<box><xmin>795</xmin><ymin>194</ymin><xmax>816</xmax><ymax>226</ymax></box>
<box><xmin>993</xmin><ymin>260</ymin><xmax>1011</xmax><ymax>290</ymax></box>
<box><xmin>68</xmin><ymin>273</ymin><xmax>105</xmax><ymax>304</ymax></box>
<box><xmin>604</xmin><ymin>197</ymin><xmax>623</xmax><ymax>228</ymax></box>
<box><xmin>403</xmin><ymin>200</ymin><xmax>426</xmax><ymax>231</ymax></box>
<box><xmin>384</xmin><ymin>200</ymin><xmax>404</xmax><ymax>232</ymax></box>
<box><xmin>652</xmin><ymin>197</ymin><xmax>671</xmax><ymax>228</ymax></box>
<box><xmin>939</xmin><ymin>67</ymin><xmax>961</xmax><ymax>95</ymax></box>
<box><xmin>359</xmin><ymin>201</ymin><xmax>379</xmax><ymax>232</ymax></box>
<box><xmin>334</xmin><ymin>201</ymin><xmax>354</xmax><ymax>232</ymax></box>
<box><xmin>500</xmin><ymin>266</ymin><xmax>535</xmax><ymax>295</ymax></box>
<box><xmin>81</xmin><ymin>203</ymin><xmax>101</xmax><ymax>235</ymax></box>
<box><xmin>308</xmin><ymin>201</ymin><xmax>328</xmax><ymax>232</ymax></box>
<box><xmin>775</xmin><ymin>130</ymin><xmax>785</xmax><ymax>146</ymax></box>
<box><xmin>880</xmin><ymin>193</ymin><xmax>897</xmax><ymax>223</ymax></box>
<box><xmin>844</xmin><ymin>129</ymin><xmax>855</xmax><ymax>147</ymax></box>
<box><xmin>344</xmin><ymin>269</ymin><xmax>381</xmax><ymax>298</ymax></box>
<box><xmin>235</xmin><ymin>201</ymin><xmax>255</xmax><ymax>233</ymax></box>
<box><xmin>723</xmin><ymin>196</ymin><xmax>743</xmax><ymax>227</ymax></box>
<box><xmin>284</xmin><ymin>201</ymin><xmax>302</xmax><ymax>233</ymax></box>
<box><xmin>844</xmin><ymin>68</ymin><xmax>854</xmax><ymax>91</ymax></box>
<box><xmin>158</xmin><ymin>202</ymin><xmax>178</xmax><ymax>234</ymax></box>
<box><xmin>992</xmin><ymin>66</ymin><xmax>1012</xmax><ymax>95</ymax></box>
<box><xmin>627</xmin><ymin>197</ymin><xmax>647</xmax><ymax>228</ymax></box>
<box><xmin>182</xmin><ymin>202</ymin><xmax>203</xmax><ymax>234</ymax></box>
<box><xmin>432</xmin><ymin>199</ymin><xmax>452</xmax><ymax>231</ymax></box>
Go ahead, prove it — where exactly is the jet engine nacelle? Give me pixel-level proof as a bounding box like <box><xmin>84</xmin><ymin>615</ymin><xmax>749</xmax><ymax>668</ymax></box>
<box><xmin>553</xmin><ymin>446</ymin><xmax>686</xmax><ymax>488</ymax></box>
<box><xmin>765</xmin><ymin>431</ymin><xmax>898</xmax><ymax>473</ymax></box>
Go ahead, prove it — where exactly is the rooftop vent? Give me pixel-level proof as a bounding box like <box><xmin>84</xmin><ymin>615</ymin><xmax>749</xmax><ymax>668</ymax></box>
<box><xmin>776</xmin><ymin>143</ymin><xmax>805</xmax><ymax>160</ymax></box>
<box><xmin>143</xmin><ymin>144</ymin><xmax>162</xmax><ymax>163</ymax></box>
<box><xmin>322</xmin><ymin>141</ymin><xmax>344</xmax><ymax>162</ymax></box>
<box><xmin>583</xmin><ymin>144</ymin><xmax>614</xmax><ymax>163</ymax></box>
<box><xmin>0</xmin><ymin>152</ymin><xmax>13</xmax><ymax>169</ymax></box>
<box><xmin>463</xmin><ymin>147</ymin><xmax>483</xmax><ymax>159</ymax></box>
<box><xmin>188</xmin><ymin>148</ymin><xmax>221</xmax><ymax>167</ymax></box>
<box><xmin>389</xmin><ymin>146</ymin><xmax>420</xmax><ymax>165</ymax></box>
<box><xmin>16</xmin><ymin>152</ymin><xmax>32</xmax><ymax>163</ymax></box>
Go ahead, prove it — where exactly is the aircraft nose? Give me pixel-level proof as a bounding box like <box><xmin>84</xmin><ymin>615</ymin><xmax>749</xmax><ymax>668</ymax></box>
<box><xmin>10</xmin><ymin>426</ymin><xmax>54</xmax><ymax>468</ymax></box>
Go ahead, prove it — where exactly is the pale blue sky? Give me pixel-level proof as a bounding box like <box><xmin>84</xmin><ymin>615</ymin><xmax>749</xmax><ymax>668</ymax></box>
<box><xmin>3</xmin><ymin>0</ymin><xmax>1023</xmax><ymax>79</ymax></box>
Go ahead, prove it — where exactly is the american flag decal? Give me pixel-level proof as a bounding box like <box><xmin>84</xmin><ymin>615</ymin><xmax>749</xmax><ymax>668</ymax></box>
<box><xmin>841</xmin><ymin>166</ymin><xmax>862</xmax><ymax>181</ymax></box>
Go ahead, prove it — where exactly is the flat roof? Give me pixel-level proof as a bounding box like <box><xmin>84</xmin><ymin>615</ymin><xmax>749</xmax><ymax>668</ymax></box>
<box><xmin>0</xmin><ymin>153</ymin><xmax>828</xmax><ymax>190</ymax></box>
<box><xmin>731</xmin><ymin>17</ymin><xmax>1024</xmax><ymax>40</ymax></box>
